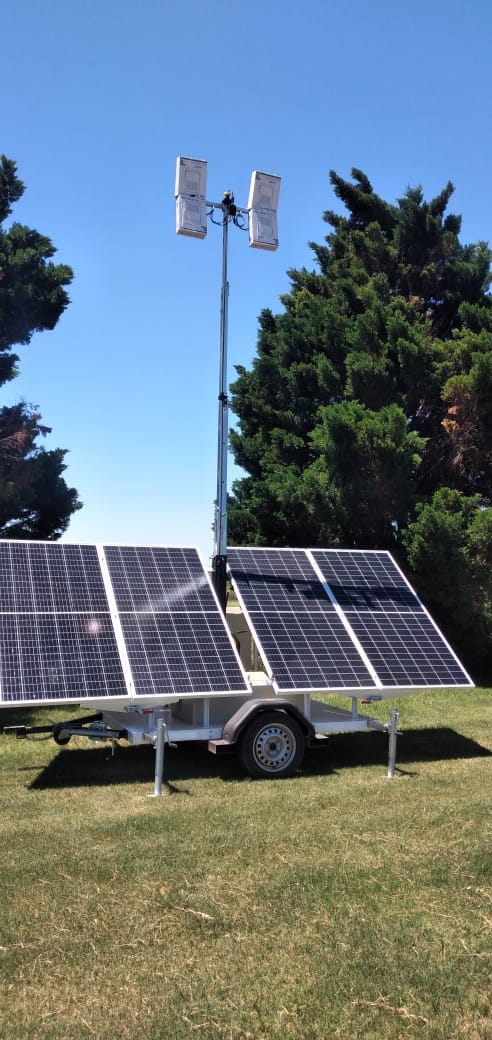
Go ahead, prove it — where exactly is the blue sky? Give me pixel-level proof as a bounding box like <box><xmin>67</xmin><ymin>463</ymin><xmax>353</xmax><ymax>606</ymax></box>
<box><xmin>2</xmin><ymin>0</ymin><xmax>491</xmax><ymax>561</ymax></box>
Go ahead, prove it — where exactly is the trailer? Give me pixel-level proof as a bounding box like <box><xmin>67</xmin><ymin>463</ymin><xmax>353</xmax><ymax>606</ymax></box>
<box><xmin>0</xmin><ymin>540</ymin><xmax>473</xmax><ymax>789</ymax></box>
<box><xmin>5</xmin><ymin>679</ymin><xmax>398</xmax><ymax>787</ymax></box>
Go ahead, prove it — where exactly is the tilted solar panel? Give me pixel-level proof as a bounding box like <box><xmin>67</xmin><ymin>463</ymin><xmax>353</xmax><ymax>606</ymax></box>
<box><xmin>0</xmin><ymin>542</ymin><xmax>250</xmax><ymax>705</ymax></box>
<box><xmin>311</xmin><ymin>549</ymin><xmax>472</xmax><ymax>689</ymax></box>
<box><xmin>103</xmin><ymin>545</ymin><xmax>218</xmax><ymax>613</ymax></box>
<box><xmin>0</xmin><ymin>542</ymin><xmax>126</xmax><ymax>703</ymax></box>
<box><xmin>227</xmin><ymin>547</ymin><xmax>473</xmax><ymax>693</ymax></box>
<box><xmin>103</xmin><ymin>546</ymin><xmax>250</xmax><ymax>698</ymax></box>
<box><xmin>345</xmin><ymin>612</ymin><xmax>470</xmax><ymax>687</ymax></box>
<box><xmin>226</xmin><ymin>547</ymin><xmax>376</xmax><ymax>692</ymax></box>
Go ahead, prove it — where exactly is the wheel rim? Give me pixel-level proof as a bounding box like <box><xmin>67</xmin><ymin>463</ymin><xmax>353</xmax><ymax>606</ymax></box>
<box><xmin>252</xmin><ymin>721</ymin><xmax>297</xmax><ymax>774</ymax></box>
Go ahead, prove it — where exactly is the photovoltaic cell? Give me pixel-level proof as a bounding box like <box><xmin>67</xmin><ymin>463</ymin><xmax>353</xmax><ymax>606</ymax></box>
<box><xmin>311</xmin><ymin>549</ymin><xmax>472</xmax><ymax>689</ymax></box>
<box><xmin>247</xmin><ymin>612</ymin><xmax>376</xmax><ymax>691</ymax></box>
<box><xmin>103</xmin><ymin>545</ymin><xmax>218</xmax><ymax>613</ymax></box>
<box><xmin>0</xmin><ymin>542</ymin><xmax>110</xmax><ymax>613</ymax></box>
<box><xmin>225</xmin><ymin>548</ymin><xmax>335</xmax><ymax>614</ymax></box>
<box><xmin>0</xmin><ymin>615</ymin><xmax>126</xmax><ymax>702</ymax></box>
<box><xmin>119</xmin><ymin>613</ymin><xmax>249</xmax><ymax>697</ymax></box>
<box><xmin>346</xmin><ymin>612</ymin><xmax>470</xmax><ymax>687</ymax></box>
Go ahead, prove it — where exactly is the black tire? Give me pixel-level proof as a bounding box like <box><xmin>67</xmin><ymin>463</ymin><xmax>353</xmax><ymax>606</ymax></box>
<box><xmin>239</xmin><ymin>711</ymin><xmax>305</xmax><ymax>779</ymax></box>
<box><xmin>53</xmin><ymin>724</ymin><xmax>71</xmax><ymax>746</ymax></box>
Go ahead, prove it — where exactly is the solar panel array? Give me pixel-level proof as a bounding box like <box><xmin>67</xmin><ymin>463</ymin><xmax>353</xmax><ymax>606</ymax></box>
<box><xmin>0</xmin><ymin>540</ymin><xmax>473</xmax><ymax>707</ymax></box>
<box><xmin>0</xmin><ymin>542</ymin><xmax>249</xmax><ymax>705</ymax></box>
<box><xmin>227</xmin><ymin>547</ymin><xmax>473</xmax><ymax>693</ymax></box>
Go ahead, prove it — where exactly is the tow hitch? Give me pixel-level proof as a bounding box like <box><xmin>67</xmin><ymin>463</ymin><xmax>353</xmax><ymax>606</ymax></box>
<box><xmin>2</xmin><ymin>713</ymin><xmax>127</xmax><ymax>745</ymax></box>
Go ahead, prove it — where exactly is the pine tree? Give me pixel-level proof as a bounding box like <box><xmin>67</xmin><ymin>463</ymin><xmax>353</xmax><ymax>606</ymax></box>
<box><xmin>0</xmin><ymin>155</ymin><xmax>80</xmax><ymax>538</ymax></box>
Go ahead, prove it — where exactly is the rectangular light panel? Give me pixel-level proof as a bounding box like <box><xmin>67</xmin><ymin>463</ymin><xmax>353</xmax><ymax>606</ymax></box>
<box><xmin>175</xmin><ymin>157</ymin><xmax>208</xmax><ymax>199</ymax></box>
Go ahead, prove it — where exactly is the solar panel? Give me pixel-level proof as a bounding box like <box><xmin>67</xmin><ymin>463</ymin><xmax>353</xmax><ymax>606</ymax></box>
<box><xmin>103</xmin><ymin>546</ymin><xmax>250</xmax><ymax>698</ymax></box>
<box><xmin>0</xmin><ymin>542</ymin><xmax>250</xmax><ymax>705</ymax></box>
<box><xmin>311</xmin><ymin>549</ymin><xmax>472</xmax><ymax>690</ymax></box>
<box><xmin>227</xmin><ymin>547</ymin><xmax>473</xmax><ymax>693</ymax></box>
<box><xmin>0</xmin><ymin>542</ymin><xmax>126</xmax><ymax>703</ymax></box>
<box><xmin>226</xmin><ymin>548</ymin><xmax>376</xmax><ymax>692</ymax></box>
<box><xmin>102</xmin><ymin>545</ymin><xmax>219</xmax><ymax>613</ymax></box>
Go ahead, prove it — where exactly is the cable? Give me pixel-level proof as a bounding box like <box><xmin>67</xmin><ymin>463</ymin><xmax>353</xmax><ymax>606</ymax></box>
<box><xmin>233</xmin><ymin>213</ymin><xmax>248</xmax><ymax>231</ymax></box>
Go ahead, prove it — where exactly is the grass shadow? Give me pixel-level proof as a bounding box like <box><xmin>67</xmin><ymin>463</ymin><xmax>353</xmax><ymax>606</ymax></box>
<box><xmin>24</xmin><ymin>725</ymin><xmax>491</xmax><ymax>790</ymax></box>
<box><xmin>302</xmin><ymin>726</ymin><xmax>491</xmax><ymax>777</ymax></box>
<box><xmin>28</xmin><ymin>740</ymin><xmax>246</xmax><ymax>790</ymax></box>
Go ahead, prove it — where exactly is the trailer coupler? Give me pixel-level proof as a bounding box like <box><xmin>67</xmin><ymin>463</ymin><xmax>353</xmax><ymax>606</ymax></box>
<box><xmin>2</xmin><ymin>713</ymin><xmax>127</xmax><ymax>745</ymax></box>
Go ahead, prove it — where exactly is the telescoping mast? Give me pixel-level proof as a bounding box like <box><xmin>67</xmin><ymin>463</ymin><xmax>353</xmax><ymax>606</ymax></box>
<box><xmin>175</xmin><ymin>157</ymin><xmax>281</xmax><ymax>609</ymax></box>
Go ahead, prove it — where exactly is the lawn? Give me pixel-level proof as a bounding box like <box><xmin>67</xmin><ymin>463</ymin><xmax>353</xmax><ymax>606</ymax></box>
<box><xmin>0</xmin><ymin>688</ymin><xmax>490</xmax><ymax>1040</ymax></box>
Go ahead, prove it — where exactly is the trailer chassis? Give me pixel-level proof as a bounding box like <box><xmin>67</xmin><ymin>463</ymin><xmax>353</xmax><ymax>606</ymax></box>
<box><xmin>2</xmin><ymin>698</ymin><xmax>401</xmax><ymax>791</ymax></box>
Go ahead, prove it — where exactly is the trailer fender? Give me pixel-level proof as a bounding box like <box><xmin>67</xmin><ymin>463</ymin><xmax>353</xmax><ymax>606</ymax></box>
<box><xmin>222</xmin><ymin>699</ymin><xmax>314</xmax><ymax>746</ymax></box>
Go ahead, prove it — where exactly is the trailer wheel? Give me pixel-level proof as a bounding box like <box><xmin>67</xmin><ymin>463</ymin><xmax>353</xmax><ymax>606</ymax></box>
<box><xmin>53</xmin><ymin>724</ymin><xmax>71</xmax><ymax>746</ymax></box>
<box><xmin>239</xmin><ymin>711</ymin><xmax>305</xmax><ymax>779</ymax></box>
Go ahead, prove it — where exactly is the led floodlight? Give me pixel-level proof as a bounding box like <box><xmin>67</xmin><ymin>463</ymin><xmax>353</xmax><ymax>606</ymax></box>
<box><xmin>248</xmin><ymin>208</ymin><xmax>279</xmax><ymax>251</ymax></box>
<box><xmin>247</xmin><ymin>171</ymin><xmax>281</xmax><ymax>251</ymax></box>
<box><xmin>176</xmin><ymin>195</ymin><xmax>207</xmax><ymax>239</ymax></box>
<box><xmin>247</xmin><ymin>171</ymin><xmax>281</xmax><ymax>212</ymax></box>
<box><xmin>175</xmin><ymin>156</ymin><xmax>208</xmax><ymax>199</ymax></box>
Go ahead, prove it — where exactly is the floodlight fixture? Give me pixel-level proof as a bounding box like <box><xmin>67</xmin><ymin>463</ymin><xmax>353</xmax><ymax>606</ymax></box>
<box><xmin>247</xmin><ymin>170</ymin><xmax>281</xmax><ymax>212</ymax></box>
<box><xmin>248</xmin><ymin>208</ymin><xmax>279</xmax><ymax>251</ymax></box>
<box><xmin>174</xmin><ymin>157</ymin><xmax>280</xmax><ymax>607</ymax></box>
<box><xmin>175</xmin><ymin>156</ymin><xmax>208</xmax><ymax>238</ymax></box>
<box><xmin>247</xmin><ymin>171</ymin><xmax>281</xmax><ymax>251</ymax></box>
<box><xmin>175</xmin><ymin>156</ymin><xmax>208</xmax><ymax>198</ymax></box>
<box><xmin>175</xmin><ymin>195</ymin><xmax>207</xmax><ymax>239</ymax></box>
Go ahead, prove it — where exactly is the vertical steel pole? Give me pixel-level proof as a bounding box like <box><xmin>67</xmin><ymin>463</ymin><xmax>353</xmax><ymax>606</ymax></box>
<box><xmin>149</xmin><ymin>717</ymin><xmax>167</xmax><ymax>797</ymax></box>
<box><xmin>386</xmin><ymin>707</ymin><xmax>400</xmax><ymax>779</ymax></box>
<box><xmin>213</xmin><ymin>202</ymin><xmax>229</xmax><ymax>610</ymax></box>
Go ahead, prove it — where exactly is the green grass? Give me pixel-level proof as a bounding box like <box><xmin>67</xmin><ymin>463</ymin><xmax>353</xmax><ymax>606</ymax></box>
<box><xmin>0</xmin><ymin>689</ymin><xmax>491</xmax><ymax>1040</ymax></box>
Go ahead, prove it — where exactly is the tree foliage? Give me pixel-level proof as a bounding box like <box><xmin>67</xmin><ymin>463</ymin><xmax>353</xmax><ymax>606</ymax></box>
<box><xmin>0</xmin><ymin>155</ymin><xmax>80</xmax><ymax>539</ymax></box>
<box><xmin>403</xmin><ymin>489</ymin><xmax>492</xmax><ymax>672</ymax></box>
<box><xmin>229</xmin><ymin>169</ymin><xmax>492</xmax><ymax>672</ymax></box>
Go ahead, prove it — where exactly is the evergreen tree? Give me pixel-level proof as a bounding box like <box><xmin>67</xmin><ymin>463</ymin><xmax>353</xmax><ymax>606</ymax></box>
<box><xmin>0</xmin><ymin>155</ymin><xmax>80</xmax><ymax>538</ymax></box>
<box><xmin>229</xmin><ymin>169</ymin><xmax>492</xmax><ymax>671</ymax></box>
<box><xmin>403</xmin><ymin>489</ymin><xmax>492</xmax><ymax>675</ymax></box>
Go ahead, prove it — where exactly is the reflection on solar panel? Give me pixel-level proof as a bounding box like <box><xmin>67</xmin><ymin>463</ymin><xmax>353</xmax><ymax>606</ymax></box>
<box><xmin>103</xmin><ymin>546</ymin><xmax>250</xmax><ymax>698</ymax></box>
<box><xmin>0</xmin><ymin>542</ymin><xmax>249</xmax><ymax>705</ymax></box>
<box><xmin>227</xmin><ymin>547</ymin><xmax>473</xmax><ymax>693</ymax></box>
<box><xmin>311</xmin><ymin>549</ymin><xmax>416</xmax><ymax>612</ymax></box>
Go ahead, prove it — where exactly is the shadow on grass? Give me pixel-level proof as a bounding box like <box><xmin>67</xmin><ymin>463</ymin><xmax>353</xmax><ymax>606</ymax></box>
<box><xmin>27</xmin><ymin>742</ymin><xmax>245</xmax><ymax>790</ymax></box>
<box><xmin>303</xmin><ymin>726</ymin><xmax>491</xmax><ymax>777</ymax></box>
<box><xmin>24</xmin><ymin>726</ymin><xmax>491</xmax><ymax>791</ymax></box>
